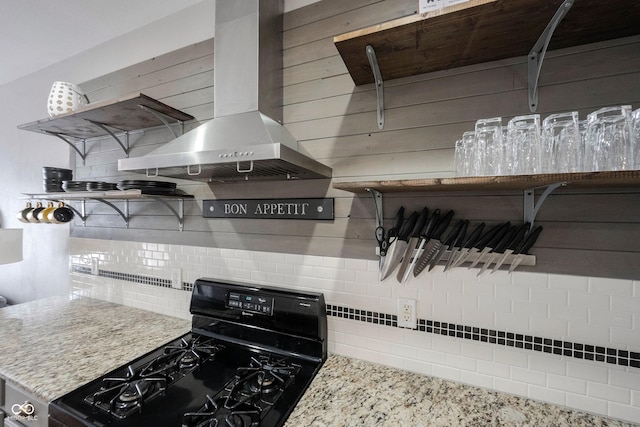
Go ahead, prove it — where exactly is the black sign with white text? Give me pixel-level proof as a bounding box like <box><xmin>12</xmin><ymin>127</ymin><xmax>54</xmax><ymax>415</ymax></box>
<box><xmin>203</xmin><ymin>198</ymin><xmax>334</xmax><ymax>220</ymax></box>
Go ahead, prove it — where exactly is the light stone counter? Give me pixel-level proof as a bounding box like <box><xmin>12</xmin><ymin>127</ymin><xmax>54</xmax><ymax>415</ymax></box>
<box><xmin>0</xmin><ymin>296</ymin><xmax>190</xmax><ymax>402</ymax></box>
<box><xmin>286</xmin><ymin>355</ymin><xmax>638</xmax><ymax>427</ymax></box>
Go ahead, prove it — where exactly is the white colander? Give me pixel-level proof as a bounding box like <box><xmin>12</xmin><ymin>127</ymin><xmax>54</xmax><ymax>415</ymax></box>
<box><xmin>47</xmin><ymin>81</ymin><xmax>89</xmax><ymax>117</ymax></box>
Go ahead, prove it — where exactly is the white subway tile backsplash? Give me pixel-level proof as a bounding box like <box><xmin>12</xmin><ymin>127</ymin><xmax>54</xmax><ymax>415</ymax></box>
<box><xmin>494</xmin><ymin>348</ymin><xmax>528</xmax><ymax>368</ymax></box>
<box><xmin>68</xmin><ymin>238</ymin><xmax>640</xmax><ymax>424</ymax></box>
<box><xmin>404</xmin><ymin>358</ymin><xmax>433</xmax><ymax>377</ymax></box>
<box><xmin>609</xmin><ymin>369</ymin><xmax>640</xmax><ymax>391</ymax></box>
<box><xmin>461</xmin><ymin>341</ymin><xmax>494</xmax><ymax>362</ymax></box>
<box><xmin>493</xmin><ymin>377</ymin><xmax>528</xmax><ymax>397</ymax></box>
<box><xmin>566</xmin><ymin>393</ymin><xmax>609</xmax><ymax>417</ymax></box>
<box><xmin>528</xmin><ymin>384</ymin><xmax>566</xmax><ymax>407</ymax></box>
<box><xmin>477</xmin><ymin>360</ymin><xmax>510</xmax><ymax>379</ymax></box>
<box><xmin>548</xmin><ymin>373</ymin><xmax>587</xmax><ymax>394</ymax></box>
<box><xmin>588</xmin><ymin>382</ymin><xmax>631</xmax><ymax>405</ymax></box>
<box><xmin>460</xmin><ymin>370</ymin><xmax>494</xmax><ymax>389</ymax></box>
<box><xmin>529</xmin><ymin>354</ymin><xmax>567</xmax><ymax>376</ymax></box>
<box><xmin>511</xmin><ymin>366</ymin><xmax>546</xmax><ymax>387</ymax></box>
<box><xmin>567</xmin><ymin>362</ymin><xmax>609</xmax><ymax>383</ymax></box>
<box><xmin>431</xmin><ymin>364</ymin><xmax>462</xmax><ymax>382</ymax></box>
<box><xmin>589</xmin><ymin>277</ymin><xmax>634</xmax><ymax>297</ymax></box>
<box><xmin>445</xmin><ymin>354</ymin><xmax>477</xmax><ymax>372</ymax></box>
<box><xmin>608</xmin><ymin>402</ymin><xmax>640</xmax><ymax>425</ymax></box>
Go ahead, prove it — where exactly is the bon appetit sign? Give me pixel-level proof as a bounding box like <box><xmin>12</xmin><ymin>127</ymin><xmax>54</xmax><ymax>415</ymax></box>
<box><xmin>203</xmin><ymin>199</ymin><xmax>334</xmax><ymax>220</ymax></box>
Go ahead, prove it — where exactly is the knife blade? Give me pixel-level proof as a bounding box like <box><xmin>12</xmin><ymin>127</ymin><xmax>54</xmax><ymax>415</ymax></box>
<box><xmin>477</xmin><ymin>224</ymin><xmax>523</xmax><ymax>276</ymax></box>
<box><xmin>491</xmin><ymin>222</ymin><xmax>531</xmax><ymax>273</ymax></box>
<box><xmin>508</xmin><ymin>225</ymin><xmax>543</xmax><ymax>273</ymax></box>
<box><xmin>400</xmin><ymin>209</ymin><xmax>441</xmax><ymax>284</ymax></box>
<box><xmin>380</xmin><ymin>211</ymin><xmax>418</xmax><ymax>280</ymax></box>
<box><xmin>427</xmin><ymin>220</ymin><xmax>468</xmax><ymax>272</ymax></box>
<box><xmin>377</xmin><ymin>206</ymin><xmax>404</xmax><ymax>275</ymax></box>
<box><xmin>412</xmin><ymin>210</ymin><xmax>455</xmax><ymax>278</ymax></box>
<box><xmin>468</xmin><ymin>221</ymin><xmax>511</xmax><ymax>269</ymax></box>
<box><xmin>396</xmin><ymin>207</ymin><xmax>429</xmax><ymax>282</ymax></box>
<box><xmin>446</xmin><ymin>222</ymin><xmax>485</xmax><ymax>271</ymax></box>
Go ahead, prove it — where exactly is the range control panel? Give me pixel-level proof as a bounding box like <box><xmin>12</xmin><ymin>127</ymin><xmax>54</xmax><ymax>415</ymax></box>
<box><xmin>227</xmin><ymin>292</ymin><xmax>274</xmax><ymax>315</ymax></box>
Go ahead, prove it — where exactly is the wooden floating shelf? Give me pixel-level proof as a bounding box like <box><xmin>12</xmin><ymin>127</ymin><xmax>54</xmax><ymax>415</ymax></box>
<box><xmin>332</xmin><ymin>170</ymin><xmax>640</xmax><ymax>193</ymax></box>
<box><xmin>334</xmin><ymin>0</ymin><xmax>640</xmax><ymax>86</ymax></box>
<box><xmin>18</xmin><ymin>93</ymin><xmax>194</xmax><ymax>139</ymax></box>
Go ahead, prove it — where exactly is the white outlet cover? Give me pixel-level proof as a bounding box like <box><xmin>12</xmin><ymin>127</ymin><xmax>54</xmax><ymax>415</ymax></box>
<box><xmin>91</xmin><ymin>257</ymin><xmax>99</xmax><ymax>275</ymax></box>
<box><xmin>397</xmin><ymin>298</ymin><xmax>417</xmax><ymax>329</ymax></box>
<box><xmin>171</xmin><ymin>268</ymin><xmax>182</xmax><ymax>289</ymax></box>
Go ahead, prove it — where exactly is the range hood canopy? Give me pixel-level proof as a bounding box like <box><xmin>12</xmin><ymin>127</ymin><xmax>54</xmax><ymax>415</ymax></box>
<box><xmin>118</xmin><ymin>0</ymin><xmax>331</xmax><ymax>182</ymax></box>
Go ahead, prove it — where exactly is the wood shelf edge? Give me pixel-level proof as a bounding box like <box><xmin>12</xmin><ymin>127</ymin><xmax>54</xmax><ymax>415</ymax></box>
<box><xmin>332</xmin><ymin>170</ymin><xmax>640</xmax><ymax>193</ymax></box>
<box><xmin>333</xmin><ymin>0</ymin><xmax>497</xmax><ymax>44</ymax></box>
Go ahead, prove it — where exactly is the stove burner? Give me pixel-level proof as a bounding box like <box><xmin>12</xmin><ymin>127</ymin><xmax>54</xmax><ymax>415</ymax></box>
<box><xmin>84</xmin><ymin>336</ymin><xmax>224</xmax><ymax>420</ymax></box>
<box><xmin>183</xmin><ymin>355</ymin><xmax>301</xmax><ymax>427</ymax></box>
<box><xmin>182</xmin><ymin>395</ymin><xmax>260</xmax><ymax>427</ymax></box>
<box><xmin>140</xmin><ymin>336</ymin><xmax>223</xmax><ymax>379</ymax></box>
<box><xmin>179</xmin><ymin>353</ymin><xmax>199</xmax><ymax>369</ymax></box>
<box><xmin>84</xmin><ymin>368</ymin><xmax>167</xmax><ymax>419</ymax></box>
<box><xmin>117</xmin><ymin>380</ymin><xmax>151</xmax><ymax>403</ymax></box>
<box><xmin>248</xmin><ymin>371</ymin><xmax>278</xmax><ymax>395</ymax></box>
<box><xmin>235</xmin><ymin>355</ymin><xmax>299</xmax><ymax>398</ymax></box>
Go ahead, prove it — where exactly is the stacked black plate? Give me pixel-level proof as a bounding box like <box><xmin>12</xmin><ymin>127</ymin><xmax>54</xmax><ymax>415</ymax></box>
<box><xmin>117</xmin><ymin>180</ymin><xmax>177</xmax><ymax>195</ymax></box>
<box><xmin>86</xmin><ymin>182</ymin><xmax>118</xmax><ymax>191</ymax></box>
<box><xmin>62</xmin><ymin>181</ymin><xmax>91</xmax><ymax>192</ymax></box>
<box><xmin>43</xmin><ymin>167</ymin><xmax>72</xmax><ymax>193</ymax></box>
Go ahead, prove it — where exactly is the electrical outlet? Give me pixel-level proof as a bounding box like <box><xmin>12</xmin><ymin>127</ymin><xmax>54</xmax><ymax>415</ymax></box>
<box><xmin>171</xmin><ymin>268</ymin><xmax>182</xmax><ymax>289</ymax></box>
<box><xmin>91</xmin><ymin>257</ymin><xmax>99</xmax><ymax>275</ymax></box>
<box><xmin>397</xmin><ymin>298</ymin><xmax>417</xmax><ymax>329</ymax></box>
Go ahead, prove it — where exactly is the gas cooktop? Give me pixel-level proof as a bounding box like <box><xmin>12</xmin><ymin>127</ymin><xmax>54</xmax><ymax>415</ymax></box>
<box><xmin>49</xmin><ymin>278</ymin><xmax>327</xmax><ymax>427</ymax></box>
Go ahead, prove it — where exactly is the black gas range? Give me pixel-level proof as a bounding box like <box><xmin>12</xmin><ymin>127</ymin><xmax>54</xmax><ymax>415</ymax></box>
<box><xmin>49</xmin><ymin>278</ymin><xmax>327</xmax><ymax>427</ymax></box>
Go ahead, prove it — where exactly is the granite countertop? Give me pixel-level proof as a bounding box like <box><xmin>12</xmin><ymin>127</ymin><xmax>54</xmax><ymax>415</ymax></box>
<box><xmin>286</xmin><ymin>355</ymin><xmax>637</xmax><ymax>427</ymax></box>
<box><xmin>0</xmin><ymin>296</ymin><xmax>190</xmax><ymax>402</ymax></box>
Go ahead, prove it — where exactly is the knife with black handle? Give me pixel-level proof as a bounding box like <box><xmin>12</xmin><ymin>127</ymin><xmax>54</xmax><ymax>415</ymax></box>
<box><xmin>427</xmin><ymin>219</ymin><xmax>468</xmax><ymax>272</ymax></box>
<box><xmin>396</xmin><ymin>207</ymin><xmax>429</xmax><ymax>282</ymax></box>
<box><xmin>509</xmin><ymin>225</ymin><xmax>543</xmax><ymax>272</ymax></box>
<box><xmin>377</xmin><ymin>206</ymin><xmax>404</xmax><ymax>275</ymax></box>
<box><xmin>453</xmin><ymin>222</ymin><xmax>505</xmax><ymax>268</ymax></box>
<box><xmin>380</xmin><ymin>211</ymin><xmax>418</xmax><ymax>280</ymax></box>
<box><xmin>400</xmin><ymin>209</ymin><xmax>441</xmax><ymax>283</ymax></box>
<box><xmin>446</xmin><ymin>222</ymin><xmax>485</xmax><ymax>270</ymax></box>
<box><xmin>468</xmin><ymin>221</ymin><xmax>511</xmax><ymax>269</ymax></box>
<box><xmin>477</xmin><ymin>225</ymin><xmax>521</xmax><ymax>276</ymax></box>
<box><xmin>491</xmin><ymin>222</ymin><xmax>531</xmax><ymax>273</ymax></box>
<box><xmin>412</xmin><ymin>210</ymin><xmax>455</xmax><ymax>277</ymax></box>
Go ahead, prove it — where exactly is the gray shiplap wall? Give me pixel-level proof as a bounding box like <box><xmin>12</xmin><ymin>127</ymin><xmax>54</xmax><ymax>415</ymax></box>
<box><xmin>70</xmin><ymin>0</ymin><xmax>640</xmax><ymax>280</ymax></box>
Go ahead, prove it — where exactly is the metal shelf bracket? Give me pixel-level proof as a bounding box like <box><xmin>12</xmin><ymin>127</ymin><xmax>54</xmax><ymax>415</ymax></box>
<box><xmin>523</xmin><ymin>182</ymin><xmax>566</xmax><ymax>228</ymax></box>
<box><xmin>366</xmin><ymin>188</ymin><xmax>383</xmax><ymax>231</ymax></box>
<box><xmin>149</xmin><ymin>197</ymin><xmax>186</xmax><ymax>231</ymax></box>
<box><xmin>84</xmin><ymin>119</ymin><xmax>130</xmax><ymax>157</ymax></box>
<box><xmin>94</xmin><ymin>198</ymin><xmax>130</xmax><ymax>228</ymax></box>
<box><xmin>138</xmin><ymin>104</ymin><xmax>185</xmax><ymax>139</ymax></box>
<box><xmin>366</xmin><ymin>45</ymin><xmax>385</xmax><ymax>129</ymax></box>
<box><xmin>43</xmin><ymin>131</ymin><xmax>87</xmax><ymax>164</ymax></box>
<box><xmin>528</xmin><ymin>0</ymin><xmax>574</xmax><ymax>112</ymax></box>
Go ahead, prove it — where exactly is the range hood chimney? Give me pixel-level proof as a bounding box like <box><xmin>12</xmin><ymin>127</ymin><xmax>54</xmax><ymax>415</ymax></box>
<box><xmin>118</xmin><ymin>0</ymin><xmax>332</xmax><ymax>182</ymax></box>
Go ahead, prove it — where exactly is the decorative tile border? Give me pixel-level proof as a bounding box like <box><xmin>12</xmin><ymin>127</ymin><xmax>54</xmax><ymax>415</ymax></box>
<box><xmin>72</xmin><ymin>266</ymin><xmax>193</xmax><ymax>291</ymax></box>
<box><xmin>327</xmin><ymin>304</ymin><xmax>640</xmax><ymax>369</ymax></box>
<box><xmin>72</xmin><ymin>268</ymin><xmax>638</xmax><ymax>370</ymax></box>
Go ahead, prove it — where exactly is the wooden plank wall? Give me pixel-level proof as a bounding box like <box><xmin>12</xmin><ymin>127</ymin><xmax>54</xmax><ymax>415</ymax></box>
<box><xmin>71</xmin><ymin>0</ymin><xmax>640</xmax><ymax>280</ymax></box>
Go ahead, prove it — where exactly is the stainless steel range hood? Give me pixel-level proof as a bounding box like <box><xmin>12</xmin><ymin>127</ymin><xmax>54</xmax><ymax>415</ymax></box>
<box><xmin>118</xmin><ymin>0</ymin><xmax>331</xmax><ymax>182</ymax></box>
